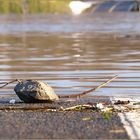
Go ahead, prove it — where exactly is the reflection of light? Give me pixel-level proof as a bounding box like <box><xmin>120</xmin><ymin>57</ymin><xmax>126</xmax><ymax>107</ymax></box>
<box><xmin>69</xmin><ymin>1</ymin><xmax>93</xmax><ymax>15</ymax></box>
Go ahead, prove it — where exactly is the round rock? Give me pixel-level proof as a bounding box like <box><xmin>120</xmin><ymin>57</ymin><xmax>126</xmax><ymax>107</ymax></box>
<box><xmin>14</xmin><ymin>80</ymin><xmax>59</xmax><ymax>103</ymax></box>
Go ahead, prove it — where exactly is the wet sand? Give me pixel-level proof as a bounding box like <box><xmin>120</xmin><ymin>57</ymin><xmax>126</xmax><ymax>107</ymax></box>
<box><xmin>0</xmin><ymin>95</ymin><xmax>129</xmax><ymax>139</ymax></box>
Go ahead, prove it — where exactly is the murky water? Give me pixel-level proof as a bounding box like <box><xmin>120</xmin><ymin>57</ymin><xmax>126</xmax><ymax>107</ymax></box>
<box><xmin>0</xmin><ymin>13</ymin><xmax>140</xmax><ymax>97</ymax></box>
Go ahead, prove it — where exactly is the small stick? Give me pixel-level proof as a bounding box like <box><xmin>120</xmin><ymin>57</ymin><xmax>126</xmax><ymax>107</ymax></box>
<box><xmin>61</xmin><ymin>104</ymin><xmax>93</xmax><ymax>111</ymax></box>
<box><xmin>59</xmin><ymin>75</ymin><xmax>118</xmax><ymax>98</ymax></box>
<box><xmin>0</xmin><ymin>79</ymin><xmax>19</xmax><ymax>88</ymax></box>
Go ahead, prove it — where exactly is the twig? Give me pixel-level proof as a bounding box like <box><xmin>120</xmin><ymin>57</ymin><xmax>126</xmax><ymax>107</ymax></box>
<box><xmin>59</xmin><ymin>75</ymin><xmax>118</xmax><ymax>98</ymax></box>
<box><xmin>61</xmin><ymin>104</ymin><xmax>94</xmax><ymax>111</ymax></box>
<box><xmin>0</xmin><ymin>79</ymin><xmax>19</xmax><ymax>88</ymax></box>
<box><xmin>0</xmin><ymin>82</ymin><xmax>8</xmax><ymax>84</ymax></box>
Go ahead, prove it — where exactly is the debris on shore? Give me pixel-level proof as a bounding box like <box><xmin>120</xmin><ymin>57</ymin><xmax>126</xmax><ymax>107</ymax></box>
<box><xmin>0</xmin><ymin>97</ymin><xmax>138</xmax><ymax>114</ymax></box>
<box><xmin>0</xmin><ymin>75</ymin><xmax>139</xmax><ymax>114</ymax></box>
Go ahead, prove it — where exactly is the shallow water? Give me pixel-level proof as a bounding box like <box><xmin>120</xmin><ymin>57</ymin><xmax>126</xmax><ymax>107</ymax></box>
<box><xmin>0</xmin><ymin>13</ymin><xmax>140</xmax><ymax>97</ymax></box>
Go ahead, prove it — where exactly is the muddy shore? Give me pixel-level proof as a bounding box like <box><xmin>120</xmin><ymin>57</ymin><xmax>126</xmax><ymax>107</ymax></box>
<box><xmin>0</xmin><ymin>95</ymin><xmax>129</xmax><ymax>139</ymax></box>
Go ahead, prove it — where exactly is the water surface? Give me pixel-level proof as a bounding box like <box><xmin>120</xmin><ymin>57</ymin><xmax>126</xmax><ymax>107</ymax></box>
<box><xmin>0</xmin><ymin>13</ymin><xmax>140</xmax><ymax>97</ymax></box>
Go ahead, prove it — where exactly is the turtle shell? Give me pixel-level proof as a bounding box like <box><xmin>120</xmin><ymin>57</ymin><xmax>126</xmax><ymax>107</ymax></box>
<box><xmin>14</xmin><ymin>80</ymin><xmax>59</xmax><ymax>103</ymax></box>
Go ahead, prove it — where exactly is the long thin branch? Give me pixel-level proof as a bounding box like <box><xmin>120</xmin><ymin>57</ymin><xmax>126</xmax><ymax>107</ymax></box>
<box><xmin>59</xmin><ymin>75</ymin><xmax>118</xmax><ymax>98</ymax></box>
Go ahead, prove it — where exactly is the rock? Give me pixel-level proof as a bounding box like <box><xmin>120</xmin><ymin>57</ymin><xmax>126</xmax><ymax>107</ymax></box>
<box><xmin>9</xmin><ymin>99</ymin><xmax>16</xmax><ymax>104</ymax></box>
<box><xmin>14</xmin><ymin>80</ymin><xmax>59</xmax><ymax>103</ymax></box>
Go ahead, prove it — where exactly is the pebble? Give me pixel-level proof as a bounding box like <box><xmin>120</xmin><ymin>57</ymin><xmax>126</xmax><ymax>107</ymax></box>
<box><xmin>9</xmin><ymin>99</ymin><xmax>16</xmax><ymax>104</ymax></box>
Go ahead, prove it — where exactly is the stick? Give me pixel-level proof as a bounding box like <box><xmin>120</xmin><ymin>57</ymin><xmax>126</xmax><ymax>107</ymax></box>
<box><xmin>61</xmin><ymin>104</ymin><xmax>93</xmax><ymax>111</ymax></box>
<box><xmin>59</xmin><ymin>75</ymin><xmax>118</xmax><ymax>98</ymax></box>
<box><xmin>0</xmin><ymin>79</ymin><xmax>19</xmax><ymax>88</ymax></box>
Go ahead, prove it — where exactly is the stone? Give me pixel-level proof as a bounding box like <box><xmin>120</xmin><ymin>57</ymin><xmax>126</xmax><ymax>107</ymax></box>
<box><xmin>14</xmin><ymin>80</ymin><xmax>59</xmax><ymax>103</ymax></box>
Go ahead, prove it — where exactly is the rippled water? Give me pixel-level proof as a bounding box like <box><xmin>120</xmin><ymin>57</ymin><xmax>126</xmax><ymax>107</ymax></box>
<box><xmin>0</xmin><ymin>13</ymin><xmax>140</xmax><ymax>97</ymax></box>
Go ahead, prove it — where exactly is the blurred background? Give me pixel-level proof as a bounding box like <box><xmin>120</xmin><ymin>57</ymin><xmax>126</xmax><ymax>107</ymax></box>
<box><xmin>0</xmin><ymin>0</ymin><xmax>140</xmax><ymax>98</ymax></box>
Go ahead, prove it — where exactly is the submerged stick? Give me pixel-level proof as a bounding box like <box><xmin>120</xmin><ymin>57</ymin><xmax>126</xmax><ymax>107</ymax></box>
<box><xmin>59</xmin><ymin>75</ymin><xmax>118</xmax><ymax>98</ymax></box>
